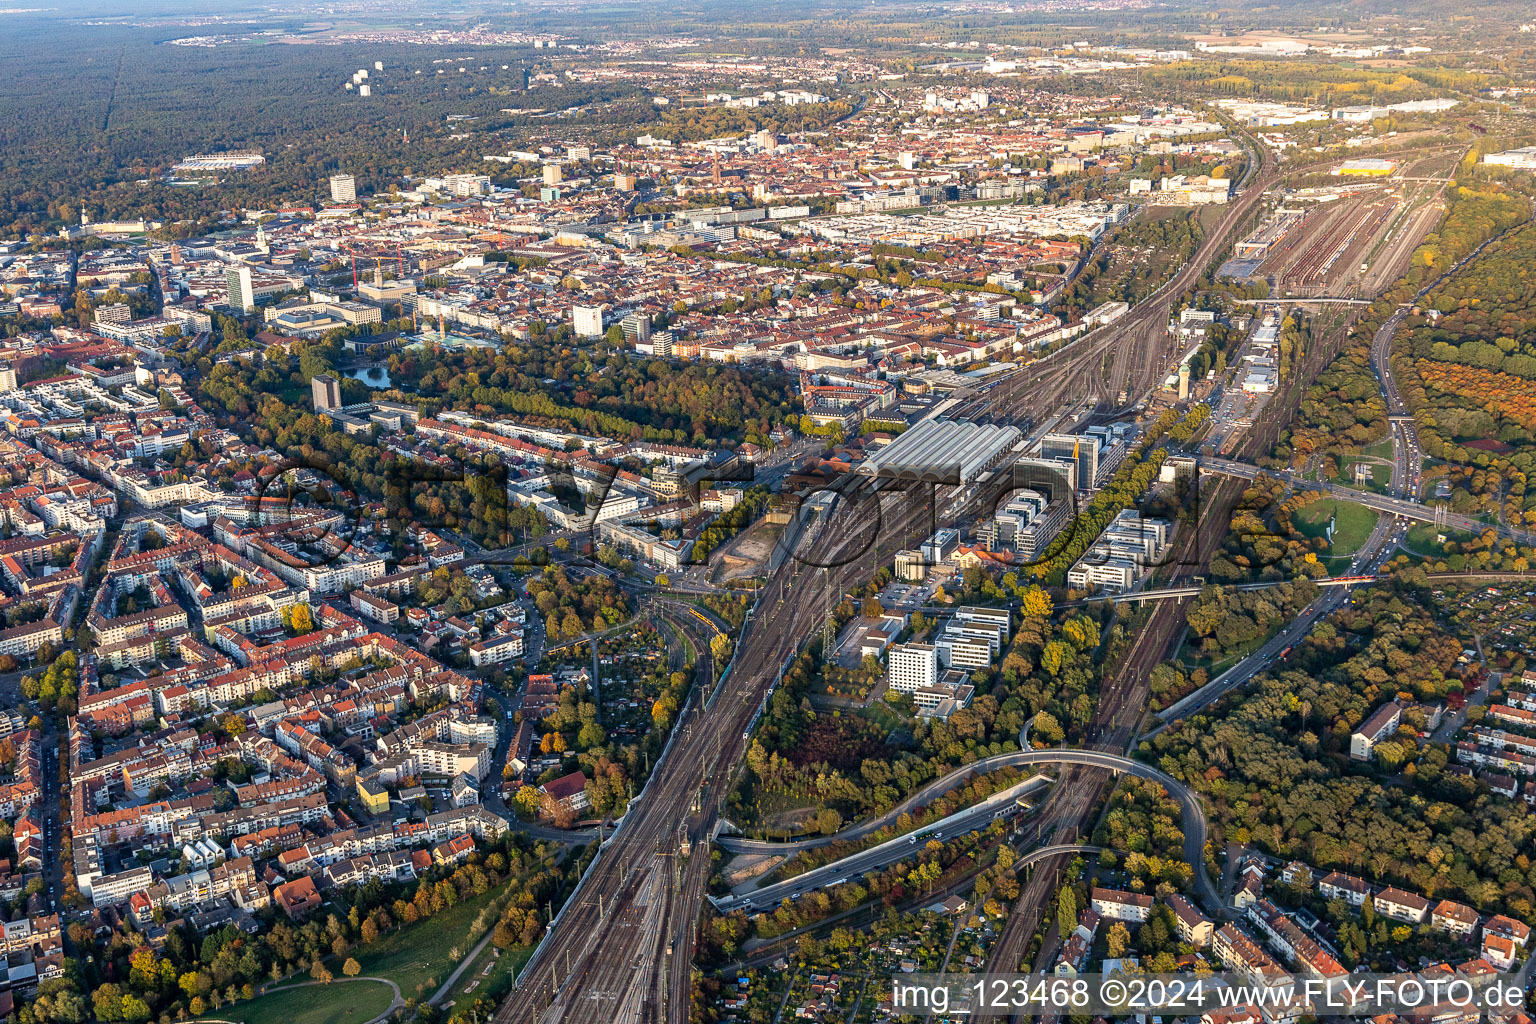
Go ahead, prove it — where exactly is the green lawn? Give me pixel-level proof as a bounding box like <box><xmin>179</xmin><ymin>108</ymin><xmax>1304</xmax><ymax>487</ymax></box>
<box><xmin>196</xmin><ymin>980</ymin><xmax>395</xmax><ymax>1024</ymax></box>
<box><xmin>1178</xmin><ymin>635</ymin><xmax>1268</xmax><ymax>677</ymax></box>
<box><xmin>1359</xmin><ymin>438</ymin><xmax>1396</xmax><ymax>460</ymax></box>
<box><xmin>1402</xmin><ymin>522</ymin><xmax>1478</xmax><ymax>560</ymax></box>
<box><xmin>859</xmin><ymin>697</ymin><xmax>910</xmax><ymax>736</ymax></box>
<box><xmin>452</xmin><ymin>943</ymin><xmax>534</xmax><ymax>1001</ymax></box>
<box><xmin>1292</xmin><ymin>498</ymin><xmax>1381</xmax><ymax>570</ymax></box>
<box><xmin>1340</xmin><ymin>459</ymin><xmax>1392</xmax><ymax>494</ymax></box>
<box><xmin>349</xmin><ymin>886</ymin><xmax>506</xmax><ymax>999</ymax></box>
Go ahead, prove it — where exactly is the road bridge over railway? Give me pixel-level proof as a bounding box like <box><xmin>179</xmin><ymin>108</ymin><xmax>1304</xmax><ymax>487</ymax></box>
<box><xmin>714</xmin><ymin>748</ymin><xmax>1219</xmax><ymax>914</ymax></box>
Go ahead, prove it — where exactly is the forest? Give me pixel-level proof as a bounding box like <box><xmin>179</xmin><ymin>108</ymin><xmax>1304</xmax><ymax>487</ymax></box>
<box><xmin>1140</xmin><ymin>59</ymin><xmax>1489</xmax><ymax>107</ymax></box>
<box><xmin>1390</xmin><ymin>190</ymin><xmax>1536</xmax><ymax>524</ymax></box>
<box><xmin>525</xmin><ymin>564</ymin><xmax>631</xmax><ymax>642</ymax></box>
<box><xmin>1267</xmin><ymin>335</ymin><xmax>1386</xmax><ymax>473</ymax></box>
<box><xmin>1182</xmin><ymin>578</ymin><xmax>1320</xmax><ymax>660</ymax></box>
<box><xmin>1141</xmin><ymin>582</ymin><xmax>1536</xmax><ymax>923</ymax></box>
<box><xmin>0</xmin><ymin>17</ymin><xmax>653</xmax><ymax>237</ymax></box>
<box><xmin>1092</xmin><ymin>777</ymin><xmax>1193</xmax><ymax>896</ymax></box>
<box><xmin>381</xmin><ymin>338</ymin><xmax>794</xmax><ymax>447</ymax></box>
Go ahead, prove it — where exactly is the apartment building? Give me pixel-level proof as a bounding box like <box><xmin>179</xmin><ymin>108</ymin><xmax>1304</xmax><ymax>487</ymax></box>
<box><xmin>1350</xmin><ymin>701</ymin><xmax>1402</xmax><ymax>761</ymax></box>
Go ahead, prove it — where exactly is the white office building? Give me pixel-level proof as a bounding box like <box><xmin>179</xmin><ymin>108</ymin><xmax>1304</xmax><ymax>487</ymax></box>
<box><xmin>1485</xmin><ymin>147</ymin><xmax>1536</xmax><ymax>170</ymax></box>
<box><xmin>986</xmin><ymin>489</ymin><xmax>1069</xmax><ymax>559</ymax></box>
<box><xmin>329</xmin><ymin>173</ymin><xmax>357</xmax><ymax>204</ymax></box>
<box><xmin>887</xmin><ymin>643</ymin><xmax>939</xmax><ymax>694</ymax></box>
<box><xmin>572</xmin><ymin>304</ymin><xmax>605</xmax><ymax>338</ymax></box>
<box><xmin>226</xmin><ymin>265</ymin><xmax>255</xmax><ymax>313</ymax></box>
<box><xmin>1066</xmin><ymin>510</ymin><xmax>1172</xmax><ymax>592</ymax></box>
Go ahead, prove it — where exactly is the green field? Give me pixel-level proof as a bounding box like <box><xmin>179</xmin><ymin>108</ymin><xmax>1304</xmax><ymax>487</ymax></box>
<box><xmin>1339</xmin><ymin>459</ymin><xmax>1392</xmax><ymax>494</ymax></box>
<box><xmin>1292</xmin><ymin>498</ymin><xmax>1381</xmax><ymax>570</ymax></box>
<box><xmin>195</xmin><ymin>980</ymin><xmax>396</xmax><ymax>1024</ymax></box>
<box><xmin>348</xmin><ymin>885</ymin><xmax>506</xmax><ymax>998</ymax></box>
<box><xmin>449</xmin><ymin>943</ymin><xmax>534</xmax><ymax>1003</ymax></box>
<box><xmin>1402</xmin><ymin>522</ymin><xmax>1478</xmax><ymax>560</ymax></box>
<box><xmin>1358</xmin><ymin>438</ymin><xmax>1396</xmax><ymax>460</ymax></box>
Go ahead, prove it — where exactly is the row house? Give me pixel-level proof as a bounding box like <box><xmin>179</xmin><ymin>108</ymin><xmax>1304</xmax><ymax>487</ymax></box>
<box><xmin>1212</xmin><ymin>923</ymin><xmax>1291</xmax><ymax>990</ymax></box>
<box><xmin>232</xmin><ymin>770</ymin><xmax>326</xmax><ymax>806</ymax></box>
<box><xmin>1457</xmin><ymin>742</ymin><xmax>1536</xmax><ymax>776</ymax></box>
<box><xmin>229</xmin><ymin>823</ymin><xmax>308</xmax><ymax>860</ymax></box>
<box><xmin>1247</xmin><ymin>900</ymin><xmax>1347</xmax><ymax>981</ymax></box>
<box><xmin>1488</xmin><ymin>704</ymin><xmax>1536</xmax><ymax>729</ymax></box>
<box><xmin>179</xmin><ymin>791</ymin><xmax>328</xmax><ymax>843</ymax></box>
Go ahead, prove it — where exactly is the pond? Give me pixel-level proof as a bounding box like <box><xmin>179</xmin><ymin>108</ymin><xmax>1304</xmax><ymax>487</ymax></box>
<box><xmin>346</xmin><ymin>366</ymin><xmax>392</xmax><ymax>388</ymax></box>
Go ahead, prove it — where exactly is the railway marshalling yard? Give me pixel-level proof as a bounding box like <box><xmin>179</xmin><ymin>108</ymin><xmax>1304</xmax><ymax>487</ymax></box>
<box><xmin>1222</xmin><ymin>166</ymin><xmax>1451</xmax><ymax>300</ymax></box>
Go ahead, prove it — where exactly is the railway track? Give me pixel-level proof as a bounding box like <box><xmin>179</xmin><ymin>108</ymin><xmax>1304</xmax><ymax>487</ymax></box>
<box><xmin>496</xmin><ymin>481</ymin><xmax>950</xmax><ymax>1024</ymax></box>
<box><xmin>977</xmin><ymin>478</ymin><xmax>1235</xmax><ymax>1015</ymax></box>
<box><xmin>495</xmin><ymin>130</ymin><xmax>1467</xmax><ymax>1024</ymax></box>
<box><xmin>978</xmin><ymin>268</ymin><xmax>1368</xmax><ymax>1008</ymax></box>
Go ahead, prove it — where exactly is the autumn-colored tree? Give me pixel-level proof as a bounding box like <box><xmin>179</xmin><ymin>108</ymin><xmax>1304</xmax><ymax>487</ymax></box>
<box><xmin>283</xmin><ymin>603</ymin><xmax>315</xmax><ymax>634</ymax></box>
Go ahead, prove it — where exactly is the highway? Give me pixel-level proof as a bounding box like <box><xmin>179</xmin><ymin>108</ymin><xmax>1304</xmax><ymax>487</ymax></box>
<box><xmin>1146</xmin><ymin>294</ymin><xmax>1433</xmax><ymax>736</ymax></box>
<box><xmin>1370</xmin><ymin>305</ymin><xmax>1423</xmax><ymax>501</ymax></box>
<box><xmin>972</xmin><ymin>154</ymin><xmax>1400</xmax><ymax>997</ymax></box>
<box><xmin>1146</xmin><ymin>493</ymin><xmax>1405</xmax><ymax>735</ymax></box>
<box><xmin>1197</xmin><ymin>456</ymin><xmax>1529</xmax><ymax>540</ymax></box>
<box><xmin>491</xmin><ymin>132</ymin><xmax>1488</xmax><ymax>1024</ymax></box>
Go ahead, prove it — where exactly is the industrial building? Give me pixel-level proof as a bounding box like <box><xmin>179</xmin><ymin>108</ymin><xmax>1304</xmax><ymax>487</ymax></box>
<box><xmin>1484</xmin><ymin>146</ymin><xmax>1536</xmax><ymax>171</ymax></box>
<box><xmin>1240</xmin><ymin>314</ymin><xmax>1281</xmax><ymax>394</ymax></box>
<box><xmin>861</xmin><ymin>419</ymin><xmax>1020</xmax><ymax>485</ymax></box>
<box><xmin>1334</xmin><ymin>158</ymin><xmax>1396</xmax><ymax>177</ymax></box>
